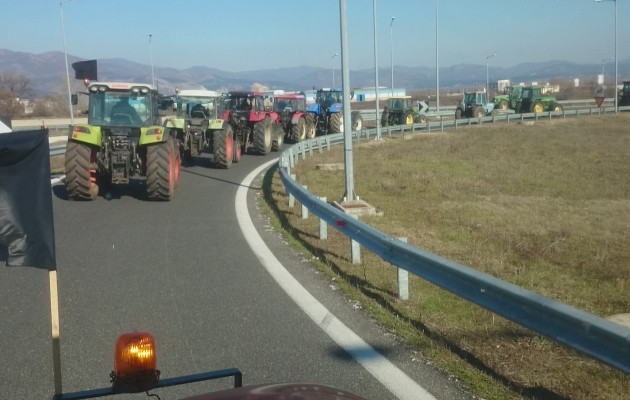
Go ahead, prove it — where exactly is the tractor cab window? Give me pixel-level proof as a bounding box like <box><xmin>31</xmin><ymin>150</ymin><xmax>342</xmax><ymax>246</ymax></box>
<box><xmin>463</xmin><ymin>93</ymin><xmax>476</xmax><ymax>104</ymax></box>
<box><xmin>89</xmin><ymin>90</ymin><xmax>152</xmax><ymax>127</ymax></box>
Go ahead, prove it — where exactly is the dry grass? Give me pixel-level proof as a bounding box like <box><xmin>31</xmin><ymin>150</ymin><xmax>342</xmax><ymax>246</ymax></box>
<box><xmin>262</xmin><ymin>114</ymin><xmax>630</xmax><ymax>400</ymax></box>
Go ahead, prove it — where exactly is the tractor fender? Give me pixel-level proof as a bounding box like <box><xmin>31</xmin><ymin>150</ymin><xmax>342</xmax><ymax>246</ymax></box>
<box><xmin>268</xmin><ymin>111</ymin><xmax>280</xmax><ymax>124</ymax></box>
<box><xmin>306</xmin><ymin>103</ymin><xmax>320</xmax><ymax>114</ymax></box>
<box><xmin>249</xmin><ymin>111</ymin><xmax>267</xmax><ymax>123</ymax></box>
<box><xmin>163</xmin><ymin>117</ymin><xmax>185</xmax><ymax>130</ymax></box>
<box><xmin>291</xmin><ymin>111</ymin><xmax>304</xmax><ymax>125</ymax></box>
<box><xmin>485</xmin><ymin>102</ymin><xmax>495</xmax><ymax>114</ymax></box>
<box><xmin>139</xmin><ymin>125</ymin><xmax>170</xmax><ymax>146</ymax></box>
<box><xmin>68</xmin><ymin>124</ymin><xmax>102</xmax><ymax>147</ymax></box>
<box><xmin>328</xmin><ymin>103</ymin><xmax>343</xmax><ymax>113</ymax></box>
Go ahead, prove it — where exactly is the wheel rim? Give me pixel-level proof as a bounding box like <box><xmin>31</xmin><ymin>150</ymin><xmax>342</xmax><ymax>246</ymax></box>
<box><xmin>534</xmin><ymin>103</ymin><xmax>543</xmax><ymax>113</ymax></box>
<box><xmin>406</xmin><ymin>114</ymin><xmax>413</xmax><ymax>125</ymax></box>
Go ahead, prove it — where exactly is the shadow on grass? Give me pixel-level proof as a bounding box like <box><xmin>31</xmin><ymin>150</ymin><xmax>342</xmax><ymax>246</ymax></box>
<box><xmin>261</xmin><ymin>165</ymin><xmax>569</xmax><ymax>400</ymax></box>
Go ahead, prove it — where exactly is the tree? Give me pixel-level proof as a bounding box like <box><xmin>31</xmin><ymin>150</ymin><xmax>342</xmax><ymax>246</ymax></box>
<box><xmin>0</xmin><ymin>72</ymin><xmax>34</xmax><ymax>99</ymax></box>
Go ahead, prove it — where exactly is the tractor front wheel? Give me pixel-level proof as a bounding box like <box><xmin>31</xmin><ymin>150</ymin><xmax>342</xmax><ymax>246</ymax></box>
<box><xmin>352</xmin><ymin>113</ymin><xmax>363</xmax><ymax>130</ymax></box>
<box><xmin>253</xmin><ymin>116</ymin><xmax>273</xmax><ymax>154</ymax></box>
<box><xmin>454</xmin><ymin>108</ymin><xmax>463</xmax><ymax>119</ymax></box>
<box><xmin>329</xmin><ymin>113</ymin><xmax>343</xmax><ymax>133</ymax></box>
<box><xmin>146</xmin><ymin>139</ymin><xmax>177</xmax><ymax>201</ymax></box>
<box><xmin>271</xmin><ymin>123</ymin><xmax>284</xmax><ymax>152</ymax></box>
<box><xmin>291</xmin><ymin>116</ymin><xmax>307</xmax><ymax>142</ymax></box>
<box><xmin>65</xmin><ymin>140</ymin><xmax>99</xmax><ymax>200</ymax></box>
<box><xmin>213</xmin><ymin>128</ymin><xmax>233</xmax><ymax>169</ymax></box>
<box><xmin>404</xmin><ymin>111</ymin><xmax>414</xmax><ymax>125</ymax></box>
<box><xmin>498</xmin><ymin>100</ymin><xmax>509</xmax><ymax>110</ymax></box>
<box><xmin>552</xmin><ymin>103</ymin><xmax>564</xmax><ymax>112</ymax></box>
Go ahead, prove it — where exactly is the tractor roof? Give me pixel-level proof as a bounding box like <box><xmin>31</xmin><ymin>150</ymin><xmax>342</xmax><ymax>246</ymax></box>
<box><xmin>389</xmin><ymin>95</ymin><xmax>412</xmax><ymax>99</ymax></box>
<box><xmin>275</xmin><ymin>94</ymin><xmax>305</xmax><ymax>99</ymax></box>
<box><xmin>177</xmin><ymin>89</ymin><xmax>219</xmax><ymax>98</ymax></box>
<box><xmin>87</xmin><ymin>81</ymin><xmax>156</xmax><ymax>92</ymax></box>
<box><xmin>226</xmin><ymin>91</ymin><xmax>266</xmax><ymax>98</ymax></box>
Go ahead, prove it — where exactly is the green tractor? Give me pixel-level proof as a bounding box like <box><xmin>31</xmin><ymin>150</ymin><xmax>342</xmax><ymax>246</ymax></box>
<box><xmin>493</xmin><ymin>85</ymin><xmax>523</xmax><ymax>111</ymax></box>
<box><xmin>515</xmin><ymin>85</ymin><xmax>563</xmax><ymax>113</ymax></box>
<box><xmin>164</xmin><ymin>89</ymin><xmax>239</xmax><ymax>168</ymax></box>
<box><xmin>65</xmin><ymin>81</ymin><xmax>180</xmax><ymax>201</ymax></box>
<box><xmin>381</xmin><ymin>96</ymin><xmax>426</xmax><ymax>126</ymax></box>
<box><xmin>618</xmin><ymin>81</ymin><xmax>630</xmax><ymax>107</ymax></box>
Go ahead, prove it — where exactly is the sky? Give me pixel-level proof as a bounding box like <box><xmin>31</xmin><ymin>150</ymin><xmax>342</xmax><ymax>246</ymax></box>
<box><xmin>1</xmin><ymin>0</ymin><xmax>627</xmax><ymax>72</ymax></box>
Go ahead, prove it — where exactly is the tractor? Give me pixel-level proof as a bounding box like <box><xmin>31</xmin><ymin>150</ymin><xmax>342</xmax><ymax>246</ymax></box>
<box><xmin>381</xmin><ymin>95</ymin><xmax>427</xmax><ymax>126</ymax></box>
<box><xmin>455</xmin><ymin>91</ymin><xmax>496</xmax><ymax>119</ymax></box>
<box><xmin>274</xmin><ymin>93</ymin><xmax>315</xmax><ymax>142</ymax></box>
<box><xmin>65</xmin><ymin>81</ymin><xmax>180</xmax><ymax>201</ymax></box>
<box><xmin>515</xmin><ymin>85</ymin><xmax>563</xmax><ymax>113</ymax></box>
<box><xmin>493</xmin><ymin>85</ymin><xmax>523</xmax><ymax>111</ymax></box>
<box><xmin>305</xmin><ymin>88</ymin><xmax>363</xmax><ymax>135</ymax></box>
<box><xmin>164</xmin><ymin>89</ymin><xmax>238</xmax><ymax>169</ymax></box>
<box><xmin>221</xmin><ymin>91</ymin><xmax>283</xmax><ymax>154</ymax></box>
<box><xmin>618</xmin><ymin>81</ymin><xmax>630</xmax><ymax>107</ymax></box>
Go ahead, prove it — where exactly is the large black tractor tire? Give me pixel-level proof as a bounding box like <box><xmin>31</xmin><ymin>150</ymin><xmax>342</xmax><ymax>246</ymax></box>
<box><xmin>65</xmin><ymin>140</ymin><xmax>98</xmax><ymax>200</ymax></box>
<box><xmin>253</xmin><ymin>116</ymin><xmax>273</xmax><ymax>154</ymax></box>
<box><xmin>454</xmin><ymin>108</ymin><xmax>464</xmax><ymax>119</ymax></box>
<box><xmin>231</xmin><ymin>125</ymin><xmax>241</xmax><ymax>164</ymax></box>
<box><xmin>531</xmin><ymin>101</ymin><xmax>544</xmax><ymax>113</ymax></box>
<box><xmin>291</xmin><ymin>116</ymin><xmax>307</xmax><ymax>142</ymax></box>
<box><xmin>473</xmin><ymin>106</ymin><xmax>485</xmax><ymax>119</ymax></box>
<box><xmin>329</xmin><ymin>112</ymin><xmax>343</xmax><ymax>133</ymax></box>
<box><xmin>271</xmin><ymin>123</ymin><xmax>284</xmax><ymax>152</ymax></box>
<box><xmin>146</xmin><ymin>139</ymin><xmax>177</xmax><ymax>201</ymax></box>
<box><xmin>213</xmin><ymin>128</ymin><xmax>233</xmax><ymax>169</ymax></box>
<box><xmin>352</xmin><ymin>113</ymin><xmax>363</xmax><ymax>130</ymax></box>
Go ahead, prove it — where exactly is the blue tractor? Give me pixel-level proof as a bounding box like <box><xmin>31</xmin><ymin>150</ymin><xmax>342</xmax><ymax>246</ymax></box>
<box><xmin>305</xmin><ymin>88</ymin><xmax>363</xmax><ymax>135</ymax></box>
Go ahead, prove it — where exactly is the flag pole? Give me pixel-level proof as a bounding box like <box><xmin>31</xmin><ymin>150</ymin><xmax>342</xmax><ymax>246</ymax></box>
<box><xmin>49</xmin><ymin>269</ymin><xmax>63</xmax><ymax>397</ymax></box>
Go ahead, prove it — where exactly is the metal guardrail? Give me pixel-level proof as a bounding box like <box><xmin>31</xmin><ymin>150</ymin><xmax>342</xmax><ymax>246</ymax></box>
<box><xmin>278</xmin><ymin>106</ymin><xmax>630</xmax><ymax>374</ymax></box>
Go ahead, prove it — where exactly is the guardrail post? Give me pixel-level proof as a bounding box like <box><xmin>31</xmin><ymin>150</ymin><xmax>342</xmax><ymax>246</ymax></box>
<box><xmin>308</xmin><ymin>141</ymin><xmax>313</xmax><ymax>157</ymax></box>
<box><xmin>326</xmin><ymin>136</ymin><xmax>331</xmax><ymax>151</ymax></box>
<box><xmin>301</xmin><ymin>185</ymin><xmax>308</xmax><ymax>219</ymax></box>
<box><xmin>288</xmin><ymin>174</ymin><xmax>296</xmax><ymax>208</ymax></box>
<box><xmin>350</xmin><ymin>214</ymin><xmax>360</xmax><ymax>264</ymax></box>
<box><xmin>319</xmin><ymin>197</ymin><xmax>327</xmax><ymax>240</ymax></box>
<box><xmin>397</xmin><ymin>237</ymin><xmax>409</xmax><ymax>300</ymax></box>
<box><xmin>300</xmin><ymin>143</ymin><xmax>307</xmax><ymax>160</ymax></box>
<box><xmin>289</xmin><ymin>149</ymin><xmax>295</xmax><ymax>169</ymax></box>
<box><xmin>318</xmin><ymin>138</ymin><xmax>323</xmax><ymax>154</ymax></box>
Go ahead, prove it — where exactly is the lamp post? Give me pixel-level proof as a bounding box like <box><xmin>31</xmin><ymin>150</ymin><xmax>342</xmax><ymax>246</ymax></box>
<box><xmin>149</xmin><ymin>33</ymin><xmax>155</xmax><ymax>88</ymax></box>
<box><xmin>595</xmin><ymin>0</ymin><xmax>617</xmax><ymax>113</ymax></box>
<box><xmin>486</xmin><ymin>53</ymin><xmax>496</xmax><ymax>99</ymax></box>
<box><xmin>602</xmin><ymin>57</ymin><xmax>613</xmax><ymax>89</ymax></box>
<box><xmin>373</xmin><ymin>0</ymin><xmax>381</xmax><ymax>140</ymax></box>
<box><xmin>60</xmin><ymin>0</ymin><xmax>74</xmax><ymax>124</ymax></box>
<box><xmin>390</xmin><ymin>16</ymin><xmax>395</xmax><ymax>96</ymax></box>
<box><xmin>331</xmin><ymin>53</ymin><xmax>338</xmax><ymax>87</ymax></box>
<box><xmin>435</xmin><ymin>0</ymin><xmax>439</xmax><ymax>111</ymax></box>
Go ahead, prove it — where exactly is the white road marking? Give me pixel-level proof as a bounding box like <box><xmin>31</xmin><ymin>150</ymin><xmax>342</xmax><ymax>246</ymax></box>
<box><xmin>235</xmin><ymin>159</ymin><xmax>435</xmax><ymax>400</ymax></box>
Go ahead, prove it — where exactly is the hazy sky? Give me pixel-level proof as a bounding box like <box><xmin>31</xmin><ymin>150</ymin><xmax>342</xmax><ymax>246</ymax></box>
<box><xmin>2</xmin><ymin>0</ymin><xmax>627</xmax><ymax>72</ymax></box>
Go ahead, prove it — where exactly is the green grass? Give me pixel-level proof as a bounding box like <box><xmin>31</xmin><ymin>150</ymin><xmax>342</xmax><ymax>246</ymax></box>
<box><xmin>262</xmin><ymin>115</ymin><xmax>630</xmax><ymax>400</ymax></box>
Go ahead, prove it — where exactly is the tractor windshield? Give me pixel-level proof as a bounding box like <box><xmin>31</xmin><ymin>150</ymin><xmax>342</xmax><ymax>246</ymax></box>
<box><xmin>177</xmin><ymin>96</ymin><xmax>217</xmax><ymax>118</ymax></box>
<box><xmin>89</xmin><ymin>90</ymin><xmax>154</xmax><ymax>127</ymax></box>
<box><xmin>317</xmin><ymin>91</ymin><xmax>343</xmax><ymax>107</ymax></box>
<box><xmin>463</xmin><ymin>92</ymin><xmax>476</xmax><ymax>104</ymax></box>
<box><xmin>275</xmin><ymin>98</ymin><xmax>305</xmax><ymax>112</ymax></box>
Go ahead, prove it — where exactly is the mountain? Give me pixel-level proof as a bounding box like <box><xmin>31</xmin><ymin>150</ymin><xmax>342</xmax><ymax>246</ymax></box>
<box><xmin>0</xmin><ymin>49</ymin><xmax>627</xmax><ymax>97</ymax></box>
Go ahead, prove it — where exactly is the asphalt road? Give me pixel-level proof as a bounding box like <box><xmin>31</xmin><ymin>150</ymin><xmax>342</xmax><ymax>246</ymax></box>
<box><xmin>0</xmin><ymin>148</ymin><xmax>473</xmax><ymax>400</ymax></box>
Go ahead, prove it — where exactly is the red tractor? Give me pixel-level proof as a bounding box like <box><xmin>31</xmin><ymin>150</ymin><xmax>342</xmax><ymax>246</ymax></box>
<box><xmin>221</xmin><ymin>91</ymin><xmax>283</xmax><ymax>154</ymax></box>
<box><xmin>273</xmin><ymin>93</ymin><xmax>315</xmax><ymax>143</ymax></box>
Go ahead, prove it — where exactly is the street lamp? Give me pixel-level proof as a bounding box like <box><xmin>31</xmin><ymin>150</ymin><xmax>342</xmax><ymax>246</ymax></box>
<box><xmin>602</xmin><ymin>57</ymin><xmax>613</xmax><ymax>90</ymax></box>
<box><xmin>595</xmin><ymin>0</ymin><xmax>617</xmax><ymax>113</ymax></box>
<box><xmin>331</xmin><ymin>53</ymin><xmax>338</xmax><ymax>87</ymax></box>
<box><xmin>60</xmin><ymin>0</ymin><xmax>74</xmax><ymax>124</ymax></box>
<box><xmin>435</xmin><ymin>0</ymin><xmax>440</xmax><ymax>111</ymax></box>
<box><xmin>372</xmin><ymin>0</ymin><xmax>381</xmax><ymax>140</ymax></box>
<box><xmin>390</xmin><ymin>16</ymin><xmax>395</xmax><ymax>96</ymax></box>
<box><xmin>486</xmin><ymin>53</ymin><xmax>496</xmax><ymax>99</ymax></box>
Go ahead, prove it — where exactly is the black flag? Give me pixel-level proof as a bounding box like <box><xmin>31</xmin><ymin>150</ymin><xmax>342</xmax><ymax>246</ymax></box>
<box><xmin>0</xmin><ymin>130</ymin><xmax>56</xmax><ymax>269</ymax></box>
<box><xmin>72</xmin><ymin>59</ymin><xmax>97</xmax><ymax>81</ymax></box>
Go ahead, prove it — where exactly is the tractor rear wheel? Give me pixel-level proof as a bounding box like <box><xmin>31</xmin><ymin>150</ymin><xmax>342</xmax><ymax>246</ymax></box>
<box><xmin>271</xmin><ymin>123</ymin><xmax>284</xmax><ymax>152</ymax></box>
<box><xmin>381</xmin><ymin>111</ymin><xmax>389</xmax><ymax>127</ymax></box>
<box><xmin>291</xmin><ymin>116</ymin><xmax>307</xmax><ymax>142</ymax></box>
<box><xmin>65</xmin><ymin>140</ymin><xmax>98</xmax><ymax>200</ymax></box>
<box><xmin>329</xmin><ymin>113</ymin><xmax>343</xmax><ymax>133</ymax></box>
<box><xmin>231</xmin><ymin>125</ymin><xmax>241</xmax><ymax>163</ymax></box>
<box><xmin>213</xmin><ymin>128</ymin><xmax>233</xmax><ymax>169</ymax></box>
<box><xmin>146</xmin><ymin>139</ymin><xmax>176</xmax><ymax>201</ymax></box>
<box><xmin>531</xmin><ymin>101</ymin><xmax>544</xmax><ymax>113</ymax></box>
<box><xmin>253</xmin><ymin>116</ymin><xmax>273</xmax><ymax>154</ymax></box>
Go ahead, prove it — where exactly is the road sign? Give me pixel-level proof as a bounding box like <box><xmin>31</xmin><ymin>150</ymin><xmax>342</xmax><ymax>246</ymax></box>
<box><xmin>595</xmin><ymin>97</ymin><xmax>605</xmax><ymax>107</ymax></box>
<box><xmin>417</xmin><ymin>101</ymin><xmax>429</xmax><ymax>114</ymax></box>
<box><xmin>594</xmin><ymin>85</ymin><xmax>606</xmax><ymax>108</ymax></box>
